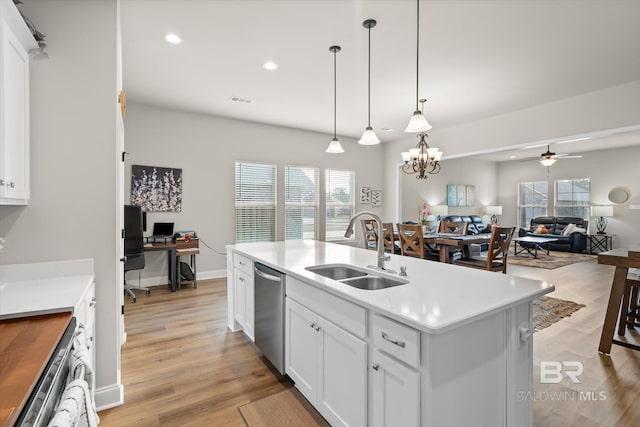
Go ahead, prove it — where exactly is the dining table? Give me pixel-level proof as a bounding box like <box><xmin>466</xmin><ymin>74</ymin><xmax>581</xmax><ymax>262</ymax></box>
<box><xmin>597</xmin><ymin>247</ymin><xmax>640</xmax><ymax>353</ymax></box>
<box><xmin>423</xmin><ymin>233</ymin><xmax>493</xmax><ymax>263</ymax></box>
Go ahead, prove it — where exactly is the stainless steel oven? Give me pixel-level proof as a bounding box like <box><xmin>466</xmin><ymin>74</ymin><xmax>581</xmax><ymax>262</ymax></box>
<box><xmin>14</xmin><ymin>317</ymin><xmax>77</xmax><ymax>427</ymax></box>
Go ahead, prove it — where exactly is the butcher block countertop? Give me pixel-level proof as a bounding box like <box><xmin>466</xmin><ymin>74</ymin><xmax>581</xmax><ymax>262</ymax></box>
<box><xmin>0</xmin><ymin>312</ymin><xmax>72</xmax><ymax>427</ymax></box>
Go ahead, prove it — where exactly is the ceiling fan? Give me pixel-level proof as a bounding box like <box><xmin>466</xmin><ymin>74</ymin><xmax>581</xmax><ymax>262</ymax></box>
<box><xmin>519</xmin><ymin>145</ymin><xmax>583</xmax><ymax>166</ymax></box>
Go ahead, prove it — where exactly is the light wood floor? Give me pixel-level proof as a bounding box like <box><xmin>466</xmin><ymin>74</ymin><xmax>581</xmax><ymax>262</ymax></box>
<box><xmin>100</xmin><ymin>260</ymin><xmax>640</xmax><ymax>426</ymax></box>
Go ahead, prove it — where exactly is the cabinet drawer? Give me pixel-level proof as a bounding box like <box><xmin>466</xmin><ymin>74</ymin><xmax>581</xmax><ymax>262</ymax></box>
<box><xmin>373</xmin><ymin>314</ymin><xmax>420</xmax><ymax>369</ymax></box>
<box><xmin>234</xmin><ymin>253</ymin><xmax>253</xmax><ymax>276</ymax></box>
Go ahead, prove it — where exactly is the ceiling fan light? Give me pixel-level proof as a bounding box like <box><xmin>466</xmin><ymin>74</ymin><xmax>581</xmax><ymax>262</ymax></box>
<box><xmin>326</xmin><ymin>137</ymin><xmax>344</xmax><ymax>154</ymax></box>
<box><xmin>404</xmin><ymin>111</ymin><xmax>432</xmax><ymax>133</ymax></box>
<box><xmin>358</xmin><ymin>127</ymin><xmax>380</xmax><ymax>145</ymax></box>
<box><xmin>540</xmin><ymin>158</ymin><xmax>556</xmax><ymax>167</ymax></box>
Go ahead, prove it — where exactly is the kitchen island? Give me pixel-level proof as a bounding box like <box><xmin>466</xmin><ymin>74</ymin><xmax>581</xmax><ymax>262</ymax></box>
<box><xmin>227</xmin><ymin>240</ymin><xmax>554</xmax><ymax>427</ymax></box>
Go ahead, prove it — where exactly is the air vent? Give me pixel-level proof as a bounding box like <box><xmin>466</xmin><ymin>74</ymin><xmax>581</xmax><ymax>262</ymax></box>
<box><xmin>230</xmin><ymin>96</ymin><xmax>253</xmax><ymax>104</ymax></box>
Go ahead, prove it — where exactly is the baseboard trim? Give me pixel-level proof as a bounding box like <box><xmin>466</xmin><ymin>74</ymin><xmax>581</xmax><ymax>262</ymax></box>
<box><xmin>127</xmin><ymin>269</ymin><xmax>227</xmax><ymax>289</ymax></box>
<box><xmin>95</xmin><ymin>382</ymin><xmax>124</xmax><ymax>411</ymax></box>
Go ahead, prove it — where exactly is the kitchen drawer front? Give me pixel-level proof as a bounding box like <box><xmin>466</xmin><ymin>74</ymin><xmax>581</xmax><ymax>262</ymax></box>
<box><xmin>373</xmin><ymin>314</ymin><xmax>420</xmax><ymax>369</ymax></box>
<box><xmin>234</xmin><ymin>253</ymin><xmax>254</xmax><ymax>276</ymax></box>
<box><xmin>287</xmin><ymin>276</ymin><xmax>366</xmax><ymax>339</ymax></box>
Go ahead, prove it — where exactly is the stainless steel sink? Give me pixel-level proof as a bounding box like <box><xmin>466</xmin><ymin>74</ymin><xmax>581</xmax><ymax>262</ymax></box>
<box><xmin>305</xmin><ymin>264</ymin><xmax>408</xmax><ymax>290</ymax></box>
<box><xmin>340</xmin><ymin>275</ymin><xmax>407</xmax><ymax>290</ymax></box>
<box><xmin>305</xmin><ymin>264</ymin><xmax>367</xmax><ymax>280</ymax></box>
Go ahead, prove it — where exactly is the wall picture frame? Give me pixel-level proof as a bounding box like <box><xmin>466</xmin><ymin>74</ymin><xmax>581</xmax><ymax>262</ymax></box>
<box><xmin>447</xmin><ymin>184</ymin><xmax>475</xmax><ymax>207</ymax></box>
<box><xmin>371</xmin><ymin>189</ymin><xmax>382</xmax><ymax>207</ymax></box>
<box><xmin>360</xmin><ymin>186</ymin><xmax>371</xmax><ymax>204</ymax></box>
<box><xmin>131</xmin><ymin>165</ymin><xmax>183</xmax><ymax>212</ymax></box>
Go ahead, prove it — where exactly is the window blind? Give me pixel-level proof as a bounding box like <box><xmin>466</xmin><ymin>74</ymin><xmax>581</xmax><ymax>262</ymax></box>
<box><xmin>235</xmin><ymin>162</ymin><xmax>276</xmax><ymax>243</ymax></box>
<box><xmin>555</xmin><ymin>178</ymin><xmax>590</xmax><ymax>219</ymax></box>
<box><xmin>325</xmin><ymin>169</ymin><xmax>355</xmax><ymax>241</ymax></box>
<box><xmin>285</xmin><ymin>165</ymin><xmax>319</xmax><ymax>240</ymax></box>
<box><xmin>518</xmin><ymin>181</ymin><xmax>548</xmax><ymax>228</ymax></box>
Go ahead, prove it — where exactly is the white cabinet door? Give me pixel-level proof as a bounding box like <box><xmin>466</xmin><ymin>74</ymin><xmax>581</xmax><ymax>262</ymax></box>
<box><xmin>372</xmin><ymin>349</ymin><xmax>420</xmax><ymax>427</ymax></box>
<box><xmin>286</xmin><ymin>298</ymin><xmax>318</xmax><ymax>402</ymax></box>
<box><xmin>234</xmin><ymin>268</ymin><xmax>248</xmax><ymax>328</ymax></box>
<box><xmin>0</xmin><ymin>22</ymin><xmax>30</xmax><ymax>204</ymax></box>
<box><xmin>317</xmin><ymin>316</ymin><xmax>367</xmax><ymax>427</ymax></box>
<box><xmin>245</xmin><ymin>269</ymin><xmax>254</xmax><ymax>340</ymax></box>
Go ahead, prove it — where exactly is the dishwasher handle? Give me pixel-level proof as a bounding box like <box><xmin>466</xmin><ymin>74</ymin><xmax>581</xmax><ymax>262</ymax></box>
<box><xmin>254</xmin><ymin>266</ymin><xmax>282</xmax><ymax>282</ymax></box>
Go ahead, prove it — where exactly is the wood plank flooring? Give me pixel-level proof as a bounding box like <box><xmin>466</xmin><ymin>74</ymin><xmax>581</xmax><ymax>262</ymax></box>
<box><xmin>100</xmin><ymin>260</ymin><xmax>640</xmax><ymax>426</ymax></box>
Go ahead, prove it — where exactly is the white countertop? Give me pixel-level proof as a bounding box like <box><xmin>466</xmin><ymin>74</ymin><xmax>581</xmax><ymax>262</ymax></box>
<box><xmin>229</xmin><ymin>240</ymin><xmax>555</xmax><ymax>334</ymax></box>
<box><xmin>0</xmin><ymin>259</ymin><xmax>95</xmax><ymax>320</ymax></box>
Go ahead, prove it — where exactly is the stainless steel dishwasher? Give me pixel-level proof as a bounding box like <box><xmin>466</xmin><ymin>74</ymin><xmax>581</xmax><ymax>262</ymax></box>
<box><xmin>254</xmin><ymin>262</ymin><xmax>286</xmax><ymax>374</ymax></box>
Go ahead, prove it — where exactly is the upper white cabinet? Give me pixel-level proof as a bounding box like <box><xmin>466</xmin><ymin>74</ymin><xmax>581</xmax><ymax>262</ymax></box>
<box><xmin>0</xmin><ymin>0</ymin><xmax>37</xmax><ymax>205</ymax></box>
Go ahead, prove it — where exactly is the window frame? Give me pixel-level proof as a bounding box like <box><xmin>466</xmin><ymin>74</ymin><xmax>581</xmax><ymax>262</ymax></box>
<box><xmin>517</xmin><ymin>181</ymin><xmax>549</xmax><ymax>229</ymax></box>
<box><xmin>234</xmin><ymin>161</ymin><xmax>277</xmax><ymax>243</ymax></box>
<box><xmin>325</xmin><ymin>169</ymin><xmax>355</xmax><ymax>242</ymax></box>
<box><xmin>284</xmin><ymin>164</ymin><xmax>319</xmax><ymax>240</ymax></box>
<box><xmin>554</xmin><ymin>177</ymin><xmax>590</xmax><ymax>220</ymax></box>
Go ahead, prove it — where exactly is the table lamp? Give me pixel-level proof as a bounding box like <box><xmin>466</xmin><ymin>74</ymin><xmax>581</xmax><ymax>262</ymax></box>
<box><xmin>486</xmin><ymin>206</ymin><xmax>502</xmax><ymax>224</ymax></box>
<box><xmin>591</xmin><ymin>205</ymin><xmax>613</xmax><ymax>234</ymax></box>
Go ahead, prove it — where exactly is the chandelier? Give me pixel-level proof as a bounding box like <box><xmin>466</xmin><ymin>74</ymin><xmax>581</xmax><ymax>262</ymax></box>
<box><xmin>401</xmin><ymin>124</ymin><xmax>442</xmax><ymax>179</ymax></box>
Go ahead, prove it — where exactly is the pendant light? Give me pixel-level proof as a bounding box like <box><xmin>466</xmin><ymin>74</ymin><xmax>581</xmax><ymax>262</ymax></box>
<box><xmin>405</xmin><ymin>0</ymin><xmax>432</xmax><ymax>133</ymax></box>
<box><xmin>358</xmin><ymin>19</ymin><xmax>380</xmax><ymax>145</ymax></box>
<box><xmin>326</xmin><ymin>45</ymin><xmax>344</xmax><ymax>154</ymax></box>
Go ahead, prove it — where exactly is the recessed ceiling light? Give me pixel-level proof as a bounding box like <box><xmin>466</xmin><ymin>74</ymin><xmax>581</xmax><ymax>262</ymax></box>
<box><xmin>510</xmin><ymin>155</ymin><xmax>517</xmax><ymax>159</ymax></box>
<box><xmin>263</xmin><ymin>61</ymin><xmax>278</xmax><ymax>71</ymax></box>
<box><xmin>381</xmin><ymin>127</ymin><xmax>393</xmax><ymax>132</ymax></box>
<box><xmin>230</xmin><ymin>96</ymin><xmax>253</xmax><ymax>104</ymax></box>
<box><xmin>165</xmin><ymin>33</ymin><xmax>182</xmax><ymax>44</ymax></box>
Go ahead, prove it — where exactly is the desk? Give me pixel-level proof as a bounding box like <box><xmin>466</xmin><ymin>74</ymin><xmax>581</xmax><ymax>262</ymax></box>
<box><xmin>176</xmin><ymin>248</ymin><xmax>199</xmax><ymax>289</ymax></box>
<box><xmin>597</xmin><ymin>247</ymin><xmax>640</xmax><ymax>353</ymax></box>
<box><xmin>144</xmin><ymin>243</ymin><xmax>177</xmax><ymax>292</ymax></box>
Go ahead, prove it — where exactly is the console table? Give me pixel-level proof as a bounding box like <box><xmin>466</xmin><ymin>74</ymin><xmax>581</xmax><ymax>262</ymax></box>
<box><xmin>597</xmin><ymin>248</ymin><xmax>640</xmax><ymax>353</ymax></box>
<box><xmin>586</xmin><ymin>233</ymin><xmax>614</xmax><ymax>254</ymax></box>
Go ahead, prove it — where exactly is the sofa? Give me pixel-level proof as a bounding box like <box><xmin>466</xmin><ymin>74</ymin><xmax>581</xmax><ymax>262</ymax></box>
<box><xmin>518</xmin><ymin>216</ymin><xmax>588</xmax><ymax>253</ymax></box>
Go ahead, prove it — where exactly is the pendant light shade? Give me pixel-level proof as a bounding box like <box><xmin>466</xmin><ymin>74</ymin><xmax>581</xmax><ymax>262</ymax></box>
<box><xmin>405</xmin><ymin>0</ymin><xmax>432</xmax><ymax>133</ymax></box>
<box><xmin>358</xmin><ymin>19</ymin><xmax>380</xmax><ymax>145</ymax></box>
<box><xmin>326</xmin><ymin>45</ymin><xmax>344</xmax><ymax>154</ymax></box>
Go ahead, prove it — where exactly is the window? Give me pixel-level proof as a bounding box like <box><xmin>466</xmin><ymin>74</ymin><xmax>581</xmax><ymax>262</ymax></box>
<box><xmin>555</xmin><ymin>178</ymin><xmax>590</xmax><ymax>219</ymax></box>
<box><xmin>518</xmin><ymin>181</ymin><xmax>548</xmax><ymax>228</ymax></box>
<box><xmin>325</xmin><ymin>169</ymin><xmax>355</xmax><ymax>241</ymax></box>
<box><xmin>285</xmin><ymin>165</ymin><xmax>319</xmax><ymax>240</ymax></box>
<box><xmin>235</xmin><ymin>162</ymin><xmax>276</xmax><ymax>243</ymax></box>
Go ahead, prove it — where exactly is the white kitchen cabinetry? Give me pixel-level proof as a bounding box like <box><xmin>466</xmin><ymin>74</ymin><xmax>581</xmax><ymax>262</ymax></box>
<box><xmin>371</xmin><ymin>349</ymin><xmax>420</xmax><ymax>427</ymax></box>
<box><xmin>286</xmin><ymin>291</ymin><xmax>367</xmax><ymax>427</ymax></box>
<box><xmin>233</xmin><ymin>253</ymin><xmax>254</xmax><ymax>340</ymax></box>
<box><xmin>371</xmin><ymin>314</ymin><xmax>421</xmax><ymax>427</ymax></box>
<box><xmin>0</xmin><ymin>0</ymin><xmax>37</xmax><ymax>205</ymax></box>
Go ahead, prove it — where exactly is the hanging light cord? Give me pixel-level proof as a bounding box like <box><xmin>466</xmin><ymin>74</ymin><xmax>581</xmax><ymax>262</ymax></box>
<box><xmin>415</xmin><ymin>0</ymin><xmax>420</xmax><ymax>111</ymax></box>
<box><xmin>367</xmin><ymin>23</ymin><xmax>372</xmax><ymax>127</ymax></box>
<box><xmin>333</xmin><ymin>48</ymin><xmax>337</xmax><ymax>139</ymax></box>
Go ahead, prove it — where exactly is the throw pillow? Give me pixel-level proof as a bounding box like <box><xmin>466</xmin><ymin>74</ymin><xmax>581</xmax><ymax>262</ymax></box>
<box><xmin>562</xmin><ymin>223</ymin><xmax>576</xmax><ymax>236</ymax></box>
<box><xmin>533</xmin><ymin>224</ymin><xmax>549</xmax><ymax>234</ymax></box>
<box><xmin>574</xmin><ymin>226</ymin><xmax>587</xmax><ymax>233</ymax></box>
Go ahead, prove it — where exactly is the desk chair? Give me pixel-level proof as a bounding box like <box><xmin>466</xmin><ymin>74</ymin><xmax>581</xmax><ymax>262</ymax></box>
<box><xmin>455</xmin><ymin>226</ymin><xmax>515</xmax><ymax>274</ymax></box>
<box><xmin>124</xmin><ymin>205</ymin><xmax>149</xmax><ymax>303</ymax></box>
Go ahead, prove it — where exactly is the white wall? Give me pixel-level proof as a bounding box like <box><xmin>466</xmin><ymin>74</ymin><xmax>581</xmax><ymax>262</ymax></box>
<box><xmin>398</xmin><ymin>157</ymin><xmax>498</xmax><ymax>223</ymax></box>
<box><xmin>0</xmin><ymin>0</ymin><xmax>122</xmax><ymax>409</ymax></box>
<box><xmin>497</xmin><ymin>145</ymin><xmax>640</xmax><ymax>249</ymax></box>
<box><xmin>124</xmin><ymin>102</ymin><xmax>385</xmax><ymax>280</ymax></box>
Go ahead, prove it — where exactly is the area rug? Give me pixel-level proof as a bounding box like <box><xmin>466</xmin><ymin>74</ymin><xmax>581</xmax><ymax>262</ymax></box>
<box><xmin>239</xmin><ymin>388</ymin><xmax>330</xmax><ymax>427</ymax></box>
<box><xmin>508</xmin><ymin>250</ymin><xmax>596</xmax><ymax>270</ymax></box>
<box><xmin>534</xmin><ymin>296</ymin><xmax>586</xmax><ymax>331</ymax></box>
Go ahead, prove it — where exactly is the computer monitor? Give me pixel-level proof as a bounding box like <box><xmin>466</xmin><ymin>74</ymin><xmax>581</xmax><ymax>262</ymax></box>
<box><xmin>152</xmin><ymin>222</ymin><xmax>174</xmax><ymax>237</ymax></box>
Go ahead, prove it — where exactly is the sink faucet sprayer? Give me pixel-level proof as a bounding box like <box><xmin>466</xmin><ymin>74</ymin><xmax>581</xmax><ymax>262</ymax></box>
<box><xmin>345</xmin><ymin>211</ymin><xmax>395</xmax><ymax>273</ymax></box>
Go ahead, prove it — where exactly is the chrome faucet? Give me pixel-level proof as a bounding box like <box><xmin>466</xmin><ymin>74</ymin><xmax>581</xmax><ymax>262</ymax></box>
<box><xmin>345</xmin><ymin>211</ymin><xmax>394</xmax><ymax>273</ymax></box>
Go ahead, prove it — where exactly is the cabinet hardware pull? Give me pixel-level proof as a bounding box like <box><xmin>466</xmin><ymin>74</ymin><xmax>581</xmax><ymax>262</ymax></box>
<box><xmin>310</xmin><ymin>323</ymin><xmax>316</xmax><ymax>329</ymax></box>
<box><xmin>314</xmin><ymin>326</ymin><xmax>321</xmax><ymax>332</ymax></box>
<box><xmin>381</xmin><ymin>331</ymin><xmax>406</xmax><ymax>348</ymax></box>
<box><xmin>372</xmin><ymin>363</ymin><xmax>379</xmax><ymax>371</ymax></box>
<box><xmin>239</xmin><ymin>277</ymin><xmax>244</xmax><ymax>282</ymax></box>
<box><xmin>8</xmin><ymin>182</ymin><xmax>15</xmax><ymax>188</ymax></box>
<box><xmin>0</xmin><ymin>179</ymin><xmax>4</xmax><ymax>186</ymax></box>
<box><xmin>519</xmin><ymin>326</ymin><xmax>533</xmax><ymax>342</ymax></box>
<box><xmin>90</xmin><ymin>297</ymin><xmax>97</xmax><ymax>307</ymax></box>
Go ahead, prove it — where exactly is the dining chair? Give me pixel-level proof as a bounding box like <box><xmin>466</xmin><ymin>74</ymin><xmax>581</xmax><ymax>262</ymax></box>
<box><xmin>438</xmin><ymin>221</ymin><xmax>469</xmax><ymax>262</ymax></box>
<box><xmin>396</xmin><ymin>224</ymin><xmax>438</xmax><ymax>260</ymax></box>
<box><xmin>455</xmin><ymin>226</ymin><xmax>515</xmax><ymax>274</ymax></box>
<box><xmin>361</xmin><ymin>219</ymin><xmax>377</xmax><ymax>250</ymax></box>
<box><xmin>618</xmin><ymin>273</ymin><xmax>640</xmax><ymax>336</ymax></box>
<box><xmin>373</xmin><ymin>222</ymin><xmax>400</xmax><ymax>254</ymax></box>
